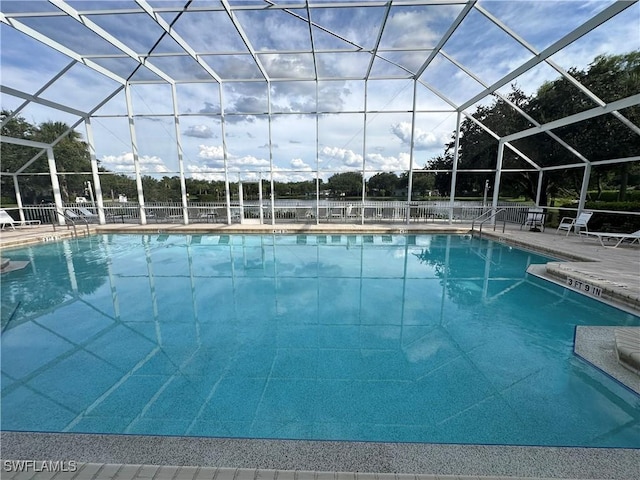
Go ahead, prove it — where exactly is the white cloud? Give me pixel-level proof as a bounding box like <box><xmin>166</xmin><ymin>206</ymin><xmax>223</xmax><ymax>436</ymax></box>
<box><xmin>100</xmin><ymin>152</ymin><xmax>169</xmax><ymax>173</ymax></box>
<box><xmin>198</xmin><ymin>145</ymin><xmax>225</xmax><ymax>160</ymax></box>
<box><xmin>195</xmin><ymin>144</ymin><xmax>270</xmax><ymax>171</ymax></box>
<box><xmin>183</xmin><ymin>125</ymin><xmax>215</xmax><ymax>138</ymax></box>
<box><xmin>229</xmin><ymin>155</ymin><xmax>270</xmax><ymax>169</ymax></box>
<box><xmin>290</xmin><ymin>158</ymin><xmax>312</xmax><ymax>170</ymax></box>
<box><xmin>384</xmin><ymin>10</ymin><xmax>446</xmax><ymax>49</ymax></box>
<box><xmin>366</xmin><ymin>152</ymin><xmax>410</xmax><ymax>172</ymax></box>
<box><xmin>187</xmin><ymin>164</ymin><xmax>226</xmax><ymax>181</ymax></box>
<box><xmin>320</xmin><ymin>146</ymin><xmax>362</xmax><ymax>167</ymax></box>
<box><xmin>391</xmin><ymin>122</ymin><xmax>440</xmax><ymax>150</ymax></box>
<box><xmin>260</xmin><ymin>54</ymin><xmax>315</xmax><ymax>79</ymax></box>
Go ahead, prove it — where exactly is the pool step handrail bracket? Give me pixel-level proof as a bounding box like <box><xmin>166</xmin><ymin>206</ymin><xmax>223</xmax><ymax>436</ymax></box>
<box><xmin>51</xmin><ymin>209</ymin><xmax>90</xmax><ymax>238</ymax></box>
<box><xmin>472</xmin><ymin>208</ymin><xmax>506</xmax><ymax>239</ymax></box>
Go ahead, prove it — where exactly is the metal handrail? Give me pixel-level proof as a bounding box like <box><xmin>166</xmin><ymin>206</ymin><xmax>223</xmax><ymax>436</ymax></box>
<box><xmin>472</xmin><ymin>208</ymin><xmax>506</xmax><ymax>239</ymax></box>
<box><xmin>51</xmin><ymin>209</ymin><xmax>90</xmax><ymax>238</ymax></box>
<box><xmin>471</xmin><ymin>209</ymin><xmax>493</xmax><ymax>230</ymax></box>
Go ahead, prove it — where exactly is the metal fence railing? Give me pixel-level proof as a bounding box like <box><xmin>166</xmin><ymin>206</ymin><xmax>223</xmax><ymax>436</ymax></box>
<box><xmin>2</xmin><ymin>201</ymin><xmax>534</xmax><ymax>226</ymax></box>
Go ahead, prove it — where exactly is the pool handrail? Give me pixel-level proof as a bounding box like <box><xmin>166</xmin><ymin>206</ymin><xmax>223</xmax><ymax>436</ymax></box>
<box><xmin>472</xmin><ymin>208</ymin><xmax>506</xmax><ymax>239</ymax></box>
<box><xmin>51</xmin><ymin>209</ymin><xmax>91</xmax><ymax>238</ymax></box>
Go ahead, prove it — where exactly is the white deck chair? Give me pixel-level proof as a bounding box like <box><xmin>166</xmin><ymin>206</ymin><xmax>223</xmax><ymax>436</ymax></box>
<box><xmin>77</xmin><ymin>207</ymin><xmax>99</xmax><ymax>222</ymax></box>
<box><xmin>0</xmin><ymin>209</ymin><xmax>16</xmax><ymax>230</ymax></box>
<box><xmin>556</xmin><ymin>211</ymin><xmax>593</xmax><ymax>236</ymax></box>
<box><xmin>0</xmin><ymin>209</ymin><xmax>41</xmax><ymax>230</ymax></box>
<box><xmin>65</xmin><ymin>208</ymin><xmax>93</xmax><ymax>224</ymax></box>
<box><xmin>582</xmin><ymin>230</ymin><xmax>640</xmax><ymax>248</ymax></box>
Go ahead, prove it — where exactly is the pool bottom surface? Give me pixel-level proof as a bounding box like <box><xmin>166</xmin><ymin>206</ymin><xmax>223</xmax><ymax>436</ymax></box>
<box><xmin>1</xmin><ymin>233</ymin><xmax>639</xmax><ymax>448</ymax></box>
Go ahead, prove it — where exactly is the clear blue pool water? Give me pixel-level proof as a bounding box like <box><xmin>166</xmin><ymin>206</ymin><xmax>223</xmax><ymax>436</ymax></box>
<box><xmin>1</xmin><ymin>233</ymin><xmax>638</xmax><ymax>447</ymax></box>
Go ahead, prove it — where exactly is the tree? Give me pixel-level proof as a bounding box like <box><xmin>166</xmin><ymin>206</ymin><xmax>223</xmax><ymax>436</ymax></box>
<box><xmin>368</xmin><ymin>172</ymin><xmax>398</xmax><ymax>197</ymax></box>
<box><xmin>524</xmin><ymin>51</ymin><xmax>640</xmax><ymax>201</ymax></box>
<box><xmin>426</xmin><ymin>153</ymin><xmax>454</xmax><ymax>196</ymax></box>
<box><xmin>1</xmin><ymin>111</ymin><xmax>42</xmax><ymax>203</ymax></box>
<box><xmin>1</xmin><ymin>112</ymin><xmax>93</xmax><ymax>203</ymax></box>
<box><xmin>327</xmin><ymin>171</ymin><xmax>362</xmax><ymax>197</ymax></box>
<box><xmin>410</xmin><ymin>173</ymin><xmax>436</xmax><ymax>199</ymax></box>
<box><xmin>428</xmin><ymin>51</ymin><xmax>640</xmax><ymax>204</ymax></box>
<box><xmin>34</xmin><ymin>121</ymin><xmax>92</xmax><ymax>202</ymax></box>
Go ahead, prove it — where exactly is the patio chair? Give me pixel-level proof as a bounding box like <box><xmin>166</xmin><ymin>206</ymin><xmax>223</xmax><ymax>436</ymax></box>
<box><xmin>76</xmin><ymin>207</ymin><xmax>99</xmax><ymax>222</ymax></box>
<box><xmin>66</xmin><ymin>208</ymin><xmax>99</xmax><ymax>224</ymax></box>
<box><xmin>582</xmin><ymin>229</ymin><xmax>640</xmax><ymax>248</ymax></box>
<box><xmin>0</xmin><ymin>209</ymin><xmax>41</xmax><ymax>230</ymax></box>
<box><xmin>521</xmin><ymin>207</ymin><xmax>546</xmax><ymax>232</ymax></box>
<box><xmin>295</xmin><ymin>208</ymin><xmax>314</xmax><ymax>222</ymax></box>
<box><xmin>556</xmin><ymin>211</ymin><xmax>593</xmax><ymax>236</ymax></box>
<box><xmin>0</xmin><ymin>209</ymin><xmax>17</xmax><ymax>230</ymax></box>
<box><xmin>345</xmin><ymin>204</ymin><xmax>359</xmax><ymax>219</ymax></box>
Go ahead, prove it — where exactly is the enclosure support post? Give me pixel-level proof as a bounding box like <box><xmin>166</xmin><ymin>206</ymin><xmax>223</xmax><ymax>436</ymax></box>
<box><xmin>491</xmin><ymin>141</ymin><xmax>505</xmax><ymax>226</ymax></box>
<box><xmin>316</xmin><ymin>81</ymin><xmax>321</xmax><ymax>225</ymax></box>
<box><xmin>258</xmin><ymin>171</ymin><xmax>264</xmax><ymax>224</ymax></box>
<box><xmin>219</xmin><ymin>86</ymin><xmax>231</xmax><ymax>225</ymax></box>
<box><xmin>171</xmin><ymin>84</ymin><xmax>189</xmax><ymax>225</ymax></box>
<box><xmin>449</xmin><ymin>112</ymin><xmax>462</xmax><ymax>224</ymax></box>
<box><xmin>125</xmin><ymin>84</ymin><xmax>147</xmax><ymax>224</ymax></box>
<box><xmin>47</xmin><ymin>147</ymin><xmax>64</xmax><ymax>225</ymax></box>
<box><xmin>535</xmin><ymin>170</ymin><xmax>544</xmax><ymax>206</ymax></box>
<box><xmin>85</xmin><ymin>117</ymin><xmax>106</xmax><ymax>224</ymax></box>
<box><xmin>361</xmin><ymin>79</ymin><xmax>369</xmax><ymax>226</ymax></box>
<box><xmin>577</xmin><ymin>163</ymin><xmax>591</xmax><ymax>216</ymax></box>
<box><xmin>238</xmin><ymin>178</ymin><xmax>244</xmax><ymax>224</ymax></box>
<box><xmin>267</xmin><ymin>81</ymin><xmax>276</xmax><ymax>225</ymax></box>
<box><xmin>12</xmin><ymin>175</ymin><xmax>25</xmax><ymax>223</ymax></box>
<box><xmin>406</xmin><ymin>80</ymin><xmax>418</xmax><ymax>225</ymax></box>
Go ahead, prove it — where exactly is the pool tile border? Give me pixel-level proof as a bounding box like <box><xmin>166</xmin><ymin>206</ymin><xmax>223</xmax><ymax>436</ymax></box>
<box><xmin>573</xmin><ymin>326</ymin><xmax>640</xmax><ymax>395</ymax></box>
<box><xmin>0</xmin><ymin>462</ymin><xmax>595</xmax><ymax>480</ymax></box>
<box><xmin>2</xmin><ymin>432</ymin><xmax>639</xmax><ymax>480</ymax></box>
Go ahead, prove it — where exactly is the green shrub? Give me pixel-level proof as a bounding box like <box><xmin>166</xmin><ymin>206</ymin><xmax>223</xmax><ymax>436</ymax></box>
<box><xmin>588</xmin><ymin>190</ymin><xmax>640</xmax><ymax>202</ymax></box>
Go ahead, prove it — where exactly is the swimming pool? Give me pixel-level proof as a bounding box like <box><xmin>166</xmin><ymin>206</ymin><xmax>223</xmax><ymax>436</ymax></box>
<box><xmin>1</xmin><ymin>233</ymin><xmax>638</xmax><ymax>448</ymax></box>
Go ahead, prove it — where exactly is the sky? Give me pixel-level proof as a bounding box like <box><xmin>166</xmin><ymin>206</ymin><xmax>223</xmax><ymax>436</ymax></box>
<box><xmin>1</xmin><ymin>0</ymin><xmax>638</xmax><ymax>182</ymax></box>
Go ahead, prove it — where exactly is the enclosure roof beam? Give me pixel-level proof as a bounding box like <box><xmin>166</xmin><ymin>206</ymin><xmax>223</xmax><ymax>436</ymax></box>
<box><xmin>1</xmin><ymin>86</ymin><xmax>87</xmax><ymax>118</ymax></box>
<box><xmin>475</xmin><ymin>2</ymin><xmax>640</xmax><ymax>139</ymax></box>
<box><xmin>459</xmin><ymin>111</ymin><xmax>540</xmax><ymax>170</ymax></box>
<box><xmin>590</xmin><ymin>156</ymin><xmax>640</xmax><ymax>167</ymax></box>
<box><xmin>502</xmin><ymin>94</ymin><xmax>640</xmax><ymax>143</ymax></box>
<box><xmin>135</xmin><ymin>0</ymin><xmax>223</xmax><ymax>84</ymax></box>
<box><xmin>0</xmin><ymin>136</ymin><xmax>50</xmax><ymax>149</ymax></box>
<box><xmin>221</xmin><ymin>0</ymin><xmax>270</xmax><ymax>82</ymax></box>
<box><xmin>0</xmin><ymin>13</ymin><xmax>126</xmax><ymax>85</ymax></box>
<box><xmin>1</xmin><ymin>61</ymin><xmax>78</xmax><ymax>128</ymax></box>
<box><xmin>459</xmin><ymin>0</ymin><xmax>635</xmax><ymax>112</ymax></box>
<box><xmin>49</xmin><ymin>0</ymin><xmax>175</xmax><ymax>85</ymax></box>
<box><xmin>413</xmin><ymin>0</ymin><xmax>476</xmax><ymax>80</ymax></box>
<box><xmin>445</xmin><ymin>52</ymin><xmax>589</xmax><ymax>164</ymax></box>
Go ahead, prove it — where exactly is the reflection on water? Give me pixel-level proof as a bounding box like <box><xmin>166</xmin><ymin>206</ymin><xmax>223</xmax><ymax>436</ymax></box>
<box><xmin>1</xmin><ymin>234</ymin><xmax>638</xmax><ymax>447</ymax></box>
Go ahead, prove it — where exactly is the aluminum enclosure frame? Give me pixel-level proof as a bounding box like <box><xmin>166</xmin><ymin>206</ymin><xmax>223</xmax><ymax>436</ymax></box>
<box><xmin>1</xmin><ymin>0</ymin><xmax>639</xmax><ymax>226</ymax></box>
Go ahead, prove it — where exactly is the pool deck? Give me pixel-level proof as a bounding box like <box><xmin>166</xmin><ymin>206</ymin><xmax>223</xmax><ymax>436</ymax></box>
<box><xmin>1</xmin><ymin>222</ymin><xmax>639</xmax><ymax>480</ymax></box>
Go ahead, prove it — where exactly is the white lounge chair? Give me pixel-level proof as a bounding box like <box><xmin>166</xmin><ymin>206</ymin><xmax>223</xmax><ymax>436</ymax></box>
<box><xmin>582</xmin><ymin>230</ymin><xmax>640</xmax><ymax>248</ymax></box>
<box><xmin>0</xmin><ymin>209</ymin><xmax>41</xmax><ymax>230</ymax></box>
<box><xmin>77</xmin><ymin>207</ymin><xmax>99</xmax><ymax>221</ymax></box>
<box><xmin>557</xmin><ymin>211</ymin><xmax>593</xmax><ymax>236</ymax></box>
<box><xmin>65</xmin><ymin>208</ymin><xmax>97</xmax><ymax>224</ymax></box>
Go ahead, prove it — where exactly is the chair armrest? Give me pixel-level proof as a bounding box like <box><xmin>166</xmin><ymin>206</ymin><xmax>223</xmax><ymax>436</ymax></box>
<box><xmin>558</xmin><ymin>217</ymin><xmax>575</xmax><ymax>224</ymax></box>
